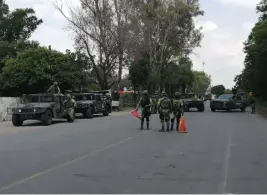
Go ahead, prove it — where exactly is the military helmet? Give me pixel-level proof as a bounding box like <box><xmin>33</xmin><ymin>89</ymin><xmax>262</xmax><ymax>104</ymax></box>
<box><xmin>142</xmin><ymin>90</ymin><xmax>148</xmax><ymax>95</ymax></box>
<box><xmin>175</xmin><ymin>92</ymin><xmax>181</xmax><ymax>98</ymax></box>
<box><xmin>161</xmin><ymin>91</ymin><xmax>167</xmax><ymax>96</ymax></box>
<box><xmin>53</xmin><ymin>81</ymin><xmax>58</xmax><ymax>86</ymax></box>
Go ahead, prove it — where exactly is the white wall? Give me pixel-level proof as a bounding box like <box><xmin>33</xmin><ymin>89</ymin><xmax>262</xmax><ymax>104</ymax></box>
<box><xmin>0</xmin><ymin>97</ymin><xmax>20</xmax><ymax>121</ymax></box>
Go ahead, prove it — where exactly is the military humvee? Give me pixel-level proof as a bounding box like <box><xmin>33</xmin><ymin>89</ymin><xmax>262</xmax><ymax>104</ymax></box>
<box><xmin>181</xmin><ymin>93</ymin><xmax>205</xmax><ymax>112</ymax></box>
<box><xmin>7</xmin><ymin>93</ymin><xmax>75</xmax><ymax>126</ymax></box>
<box><xmin>72</xmin><ymin>92</ymin><xmax>110</xmax><ymax>118</ymax></box>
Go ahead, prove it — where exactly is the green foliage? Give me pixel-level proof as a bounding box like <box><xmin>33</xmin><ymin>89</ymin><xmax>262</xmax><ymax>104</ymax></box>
<box><xmin>129</xmin><ymin>55</ymin><xmax>151</xmax><ymax>90</ymax></box>
<box><xmin>0</xmin><ymin>0</ymin><xmax>43</xmax><ymax>42</ymax></box>
<box><xmin>234</xmin><ymin>0</ymin><xmax>267</xmax><ymax>98</ymax></box>
<box><xmin>193</xmin><ymin>71</ymin><xmax>211</xmax><ymax>94</ymax></box>
<box><xmin>0</xmin><ymin>47</ymin><xmax>89</xmax><ymax>96</ymax></box>
<box><xmin>211</xmin><ymin>85</ymin><xmax>226</xmax><ymax>96</ymax></box>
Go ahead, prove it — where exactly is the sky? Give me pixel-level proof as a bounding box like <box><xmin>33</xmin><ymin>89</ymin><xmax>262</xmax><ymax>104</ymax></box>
<box><xmin>6</xmin><ymin>0</ymin><xmax>261</xmax><ymax>89</ymax></box>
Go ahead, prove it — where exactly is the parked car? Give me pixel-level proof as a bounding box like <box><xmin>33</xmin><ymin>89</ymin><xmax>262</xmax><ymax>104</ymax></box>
<box><xmin>8</xmin><ymin>93</ymin><xmax>75</xmax><ymax>126</ymax></box>
<box><xmin>181</xmin><ymin>93</ymin><xmax>205</xmax><ymax>112</ymax></box>
<box><xmin>72</xmin><ymin>92</ymin><xmax>110</xmax><ymax>118</ymax></box>
<box><xmin>210</xmin><ymin>93</ymin><xmax>249</xmax><ymax>112</ymax></box>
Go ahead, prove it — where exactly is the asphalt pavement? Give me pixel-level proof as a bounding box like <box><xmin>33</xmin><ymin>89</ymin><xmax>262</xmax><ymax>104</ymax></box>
<box><xmin>0</xmin><ymin>103</ymin><xmax>267</xmax><ymax>193</ymax></box>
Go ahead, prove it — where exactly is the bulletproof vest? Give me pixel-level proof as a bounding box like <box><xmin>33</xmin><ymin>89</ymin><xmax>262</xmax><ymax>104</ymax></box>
<box><xmin>160</xmin><ymin>97</ymin><xmax>170</xmax><ymax>109</ymax></box>
<box><xmin>173</xmin><ymin>99</ymin><xmax>182</xmax><ymax>111</ymax></box>
<box><xmin>140</xmin><ymin>96</ymin><xmax>149</xmax><ymax>107</ymax></box>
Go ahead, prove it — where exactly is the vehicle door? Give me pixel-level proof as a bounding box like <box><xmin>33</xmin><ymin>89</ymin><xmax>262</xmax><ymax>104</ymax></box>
<box><xmin>235</xmin><ymin>94</ymin><xmax>246</xmax><ymax>108</ymax></box>
<box><xmin>95</xmin><ymin>95</ymin><xmax>105</xmax><ymax>112</ymax></box>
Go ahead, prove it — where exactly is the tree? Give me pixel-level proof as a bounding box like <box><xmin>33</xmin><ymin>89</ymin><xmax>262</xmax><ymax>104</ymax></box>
<box><xmin>53</xmin><ymin>0</ymin><xmax>133</xmax><ymax>90</ymax></box>
<box><xmin>193</xmin><ymin>71</ymin><xmax>211</xmax><ymax>94</ymax></box>
<box><xmin>0</xmin><ymin>0</ymin><xmax>42</xmax><ymax>42</ymax></box>
<box><xmin>211</xmin><ymin>85</ymin><xmax>225</xmax><ymax>96</ymax></box>
<box><xmin>0</xmin><ymin>47</ymin><xmax>90</xmax><ymax>96</ymax></box>
<box><xmin>233</xmin><ymin>0</ymin><xmax>267</xmax><ymax>98</ymax></box>
<box><xmin>129</xmin><ymin>0</ymin><xmax>203</xmax><ymax>92</ymax></box>
<box><xmin>129</xmin><ymin>55</ymin><xmax>151</xmax><ymax>91</ymax></box>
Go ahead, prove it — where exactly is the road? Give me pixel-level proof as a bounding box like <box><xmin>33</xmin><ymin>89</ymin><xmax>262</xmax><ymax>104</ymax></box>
<box><xmin>0</xmin><ymin>104</ymin><xmax>267</xmax><ymax>193</ymax></box>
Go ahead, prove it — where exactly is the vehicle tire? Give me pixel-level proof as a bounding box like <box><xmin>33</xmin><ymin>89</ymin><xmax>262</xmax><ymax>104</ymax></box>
<box><xmin>211</xmin><ymin>108</ymin><xmax>216</xmax><ymax>112</ymax></box>
<box><xmin>103</xmin><ymin>107</ymin><xmax>109</xmax><ymax>116</ymax></box>
<box><xmin>12</xmin><ymin>114</ymin><xmax>23</xmax><ymax>126</ymax></box>
<box><xmin>42</xmin><ymin>109</ymin><xmax>53</xmax><ymax>126</ymax></box>
<box><xmin>107</xmin><ymin>105</ymin><xmax>112</xmax><ymax>113</ymax></box>
<box><xmin>67</xmin><ymin>108</ymin><xmax>75</xmax><ymax>123</ymax></box>
<box><xmin>198</xmin><ymin>106</ymin><xmax>205</xmax><ymax>112</ymax></box>
<box><xmin>85</xmin><ymin>107</ymin><xmax>93</xmax><ymax>119</ymax></box>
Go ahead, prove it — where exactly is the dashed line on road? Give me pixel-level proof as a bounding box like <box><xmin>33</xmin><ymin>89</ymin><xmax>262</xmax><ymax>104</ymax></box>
<box><xmin>0</xmin><ymin>130</ymin><xmax>151</xmax><ymax>192</ymax></box>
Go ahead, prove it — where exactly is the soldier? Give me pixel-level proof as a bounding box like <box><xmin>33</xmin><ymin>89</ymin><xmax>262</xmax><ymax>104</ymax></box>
<box><xmin>136</xmin><ymin>90</ymin><xmax>151</xmax><ymax>130</ymax></box>
<box><xmin>171</xmin><ymin>92</ymin><xmax>184</xmax><ymax>131</ymax></box>
<box><xmin>158</xmin><ymin>91</ymin><xmax>172</xmax><ymax>132</ymax></box>
<box><xmin>47</xmin><ymin>82</ymin><xmax>61</xmax><ymax>93</ymax></box>
<box><xmin>250</xmin><ymin>92</ymin><xmax>256</xmax><ymax>114</ymax></box>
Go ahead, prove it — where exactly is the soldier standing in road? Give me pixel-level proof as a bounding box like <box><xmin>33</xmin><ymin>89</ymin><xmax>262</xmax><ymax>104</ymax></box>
<box><xmin>249</xmin><ymin>92</ymin><xmax>256</xmax><ymax>114</ymax></box>
<box><xmin>171</xmin><ymin>92</ymin><xmax>184</xmax><ymax>131</ymax></box>
<box><xmin>136</xmin><ymin>90</ymin><xmax>151</xmax><ymax>130</ymax></box>
<box><xmin>158</xmin><ymin>91</ymin><xmax>172</xmax><ymax>132</ymax></box>
<box><xmin>47</xmin><ymin>82</ymin><xmax>61</xmax><ymax>93</ymax></box>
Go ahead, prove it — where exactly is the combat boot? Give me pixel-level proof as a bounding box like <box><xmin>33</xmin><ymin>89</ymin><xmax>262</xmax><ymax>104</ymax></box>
<box><xmin>140</xmin><ymin>122</ymin><xmax>144</xmax><ymax>130</ymax></box>
<box><xmin>146</xmin><ymin>122</ymin><xmax>150</xmax><ymax>130</ymax></box>
<box><xmin>159</xmin><ymin>123</ymin><xmax>165</xmax><ymax>132</ymax></box>
<box><xmin>166</xmin><ymin>123</ymin><xmax>170</xmax><ymax>132</ymax></box>
<box><xmin>170</xmin><ymin>122</ymin><xmax>174</xmax><ymax>131</ymax></box>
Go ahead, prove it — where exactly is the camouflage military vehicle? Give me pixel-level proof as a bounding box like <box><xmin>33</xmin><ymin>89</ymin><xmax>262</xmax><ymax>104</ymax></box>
<box><xmin>8</xmin><ymin>93</ymin><xmax>75</xmax><ymax>126</ymax></box>
<box><xmin>91</xmin><ymin>90</ymin><xmax>112</xmax><ymax>113</ymax></box>
<box><xmin>210</xmin><ymin>93</ymin><xmax>249</xmax><ymax>112</ymax></box>
<box><xmin>72</xmin><ymin>92</ymin><xmax>110</xmax><ymax>118</ymax></box>
<box><xmin>181</xmin><ymin>93</ymin><xmax>205</xmax><ymax>112</ymax></box>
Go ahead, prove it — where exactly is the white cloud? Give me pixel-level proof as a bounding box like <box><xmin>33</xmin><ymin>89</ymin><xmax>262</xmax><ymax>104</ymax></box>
<box><xmin>5</xmin><ymin>0</ymin><xmax>257</xmax><ymax>89</ymax></box>
<box><xmin>215</xmin><ymin>0</ymin><xmax>260</xmax><ymax>8</ymax></box>
<box><xmin>197</xmin><ymin>21</ymin><xmax>218</xmax><ymax>32</ymax></box>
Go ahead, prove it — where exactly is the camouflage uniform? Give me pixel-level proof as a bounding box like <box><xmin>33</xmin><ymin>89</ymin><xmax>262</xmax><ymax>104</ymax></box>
<box><xmin>158</xmin><ymin>91</ymin><xmax>172</xmax><ymax>132</ymax></box>
<box><xmin>136</xmin><ymin>90</ymin><xmax>151</xmax><ymax>130</ymax></box>
<box><xmin>171</xmin><ymin>92</ymin><xmax>184</xmax><ymax>131</ymax></box>
<box><xmin>47</xmin><ymin>82</ymin><xmax>61</xmax><ymax>93</ymax></box>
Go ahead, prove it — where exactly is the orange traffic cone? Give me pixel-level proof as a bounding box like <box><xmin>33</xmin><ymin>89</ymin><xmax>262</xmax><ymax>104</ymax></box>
<box><xmin>178</xmin><ymin>116</ymin><xmax>187</xmax><ymax>133</ymax></box>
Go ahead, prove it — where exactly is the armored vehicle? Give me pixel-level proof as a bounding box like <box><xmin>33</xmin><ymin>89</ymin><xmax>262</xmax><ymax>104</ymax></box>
<box><xmin>8</xmin><ymin>93</ymin><xmax>75</xmax><ymax>126</ymax></box>
<box><xmin>210</xmin><ymin>93</ymin><xmax>249</xmax><ymax>112</ymax></box>
<box><xmin>72</xmin><ymin>92</ymin><xmax>110</xmax><ymax>118</ymax></box>
<box><xmin>91</xmin><ymin>90</ymin><xmax>112</xmax><ymax>113</ymax></box>
<box><xmin>181</xmin><ymin>93</ymin><xmax>205</xmax><ymax>112</ymax></box>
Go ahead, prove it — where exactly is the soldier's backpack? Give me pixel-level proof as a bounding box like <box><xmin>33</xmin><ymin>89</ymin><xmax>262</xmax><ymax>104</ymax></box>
<box><xmin>140</xmin><ymin>96</ymin><xmax>150</xmax><ymax>107</ymax></box>
<box><xmin>173</xmin><ymin>99</ymin><xmax>181</xmax><ymax>111</ymax></box>
<box><xmin>160</xmin><ymin>97</ymin><xmax>171</xmax><ymax>110</ymax></box>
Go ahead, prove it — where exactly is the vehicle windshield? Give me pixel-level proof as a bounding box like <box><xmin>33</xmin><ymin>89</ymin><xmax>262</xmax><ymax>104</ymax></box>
<box><xmin>74</xmin><ymin>95</ymin><xmax>84</xmax><ymax>101</ymax></box>
<box><xmin>74</xmin><ymin>94</ymin><xmax>95</xmax><ymax>101</ymax></box>
<box><xmin>40</xmin><ymin>95</ymin><xmax>53</xmax><ymax>102</ymax></box>
<box><xmin>217</xmin><ymin>94</ymin><xmax>233</xmax><ymax>100</ymax></box>
<box><xmin>84</xmin><ymin>94</ymin><xmax>94</xmax><ymax>100</ymax></box>
<box><xmin>27</xmin><ymin>95</ymin><xmax>39</xmax><ymax>102</ymax></box>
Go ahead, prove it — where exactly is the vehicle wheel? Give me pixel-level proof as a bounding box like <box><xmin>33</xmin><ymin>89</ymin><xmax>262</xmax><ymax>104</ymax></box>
<box><xmin>103</xmin><ymin>108</ymin><xmax>109</xmax><ymax>116</ymax></box>
<box><xmin>67</xmin><ymin>108</ymin><xmax>75</xmax><ymax>123</ymax></box>
<box><xmin>12</xmin><ymin>114</ymin><xmax>23</xmax><ymax>126</ymax></box>
<box><xmin>85</xmin><ymin>107</ymin><xmax>93</xmax><ymax>119</ymax></box>
<box><xmin>42</xmin><ymin>109</ymin><xmax>53</xmax><ymax>126</ymax></box>
<box><xmin>198</xmin><ymin>106</ymin><xmax>205</xmax><ymax>112</ymax></box>
<box><xmin>211</xmin><ymin>108</ymin><xmax>216</xmax><ymax>112</ymax></box>
<box><xmin>240</xmin><ymin>107</ymin><xmax>246</xmax><ymax>112</ymax></box>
